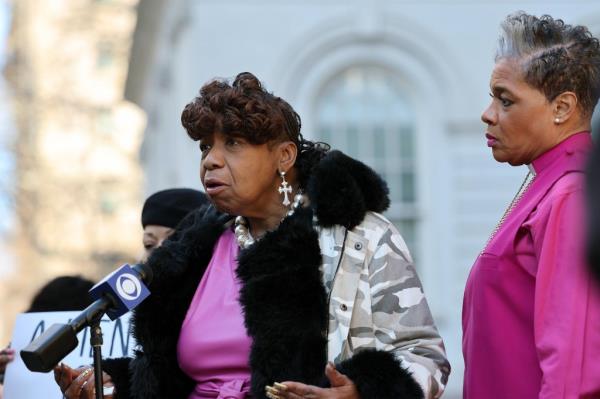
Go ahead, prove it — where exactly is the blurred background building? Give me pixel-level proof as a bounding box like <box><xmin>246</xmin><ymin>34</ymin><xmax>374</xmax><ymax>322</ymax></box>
<box><xmin>1</xmin><ymin>0</ymin><xmax>600</xmax><ymax>397</ymax></box>
<box><xmin>0</xmin><ymin>0</ymin><xmax>145</xmax><ymax>350</ymax></box>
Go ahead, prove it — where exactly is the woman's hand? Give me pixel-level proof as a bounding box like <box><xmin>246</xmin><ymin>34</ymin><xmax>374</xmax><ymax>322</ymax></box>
<box><xmin>267</xmin><ymin>363</ymin><xmax>359</xmax><ymax>399</ymax></box>
<box><xmin>53</xmin><ymin>363</ymin><xmax>115</xmax><ymax>399</ymax></box>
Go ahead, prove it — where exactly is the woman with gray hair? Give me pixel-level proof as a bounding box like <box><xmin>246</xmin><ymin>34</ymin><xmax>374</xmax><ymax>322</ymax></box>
<box><xmin>463</xmin><ymin>12</ymin><xmax>600</xmax><ymax>398</ymax></box>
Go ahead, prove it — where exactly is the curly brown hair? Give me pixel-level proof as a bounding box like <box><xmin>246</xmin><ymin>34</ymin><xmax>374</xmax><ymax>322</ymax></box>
<box><xmin>181</xmin><ymin>72</ymin><xmax>330</xmax><ymax>187</ymax></box>
<box><xmin>497</xmin><ymin>12</ymin><xmax>600</xmax><ymax>117</ymax></box>
<box><xmin>181</xmin><ymin>72</ymin><xmax>302</xmax><ymax>146</ymax></box>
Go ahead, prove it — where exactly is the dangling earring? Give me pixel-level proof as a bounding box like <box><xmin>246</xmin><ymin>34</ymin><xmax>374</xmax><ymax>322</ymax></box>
<box><xmin>277</xmin><ymin>170</ymin><xmax>292</xmax><ymax>206</ymax></box>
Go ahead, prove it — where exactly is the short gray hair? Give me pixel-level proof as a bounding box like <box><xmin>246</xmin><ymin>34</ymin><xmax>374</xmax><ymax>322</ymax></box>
<box><xmin>496</xmin><ymin>12</ymin><xmax>600</xmax><ymax>117</ymax></box>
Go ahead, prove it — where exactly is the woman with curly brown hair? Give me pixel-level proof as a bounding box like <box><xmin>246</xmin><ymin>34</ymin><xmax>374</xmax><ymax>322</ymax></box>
<box><xmin>55</xmin><ymin>72</ymin><xmax>449</xmax><ymax>399</ymax></box>
<box><xmin>463</xmin><ymin>12</ymin><xmax>600</xmax><ymax>398</ymax></box>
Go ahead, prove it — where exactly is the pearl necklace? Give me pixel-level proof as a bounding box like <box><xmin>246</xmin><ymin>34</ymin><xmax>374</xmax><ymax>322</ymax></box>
<box><xmin>234</xmin><ymin>192</ymin><xmax>306</xmax><ymax>249</ymax></box>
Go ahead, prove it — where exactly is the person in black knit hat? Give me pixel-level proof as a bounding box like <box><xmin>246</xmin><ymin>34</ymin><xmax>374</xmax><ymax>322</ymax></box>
<box><xmin>140</xmin><ymin>188</ymin><xmax>209</xmax><ymax>261</ymax></box>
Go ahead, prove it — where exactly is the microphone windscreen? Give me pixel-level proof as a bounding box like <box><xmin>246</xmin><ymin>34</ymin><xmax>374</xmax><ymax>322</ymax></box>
<box><xmin>20</xmin><ymin>323</ymin><xmax>77</xmax><ymax>372</ymax></box>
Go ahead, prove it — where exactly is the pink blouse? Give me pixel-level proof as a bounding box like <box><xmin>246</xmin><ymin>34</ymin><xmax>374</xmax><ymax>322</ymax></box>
<box><xmin>177</xmin><ymin>229</ymin><xmax>252</xmax><ymax>399</ymax></box>
<box><xmin>463</xmin><ymin>133</ymin><xmax>600</xmax><ymax>398</ymax></box>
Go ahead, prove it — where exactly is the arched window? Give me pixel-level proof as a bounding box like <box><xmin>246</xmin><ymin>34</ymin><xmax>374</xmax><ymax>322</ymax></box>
<box><xmin>314</xmin><ymin>66</ymin><xmax>419</xmax><ymax>254</ymax></box>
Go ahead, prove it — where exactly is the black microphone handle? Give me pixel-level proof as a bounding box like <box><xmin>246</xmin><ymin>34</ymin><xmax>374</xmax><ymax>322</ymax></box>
<box><xmin>69</xmin><ymin>294</ymin><xmax>116</xmax><ymax>333</ymax></box>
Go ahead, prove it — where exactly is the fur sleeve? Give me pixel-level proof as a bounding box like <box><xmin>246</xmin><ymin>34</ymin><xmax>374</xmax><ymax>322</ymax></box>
<box><xmin>333</xmin><ymin>349</ymin><xmax>424</xmax><ymax>399</ymax></box>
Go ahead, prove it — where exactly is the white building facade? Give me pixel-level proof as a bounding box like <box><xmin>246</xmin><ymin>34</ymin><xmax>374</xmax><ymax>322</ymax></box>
<box><xmin>125</xmin><ymin>1</ymin><xmax>600</xmax><ymax>396</ymax></box>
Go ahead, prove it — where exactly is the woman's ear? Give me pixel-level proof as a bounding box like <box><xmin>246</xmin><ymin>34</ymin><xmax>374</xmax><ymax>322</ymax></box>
<box><xmin>553</xmin><ymin>91</ymin><xmax>579</xmax><ymax>124</ymax></box>
<box><xmin>277</xmin><ymin>141</ymin><xmax>298</xmax><ymax>172</ymax></box>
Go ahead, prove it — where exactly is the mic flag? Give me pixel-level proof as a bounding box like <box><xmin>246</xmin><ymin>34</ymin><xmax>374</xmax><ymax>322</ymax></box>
<box><xmin>89</xmin><ymin>263</ymin><xmax>150</xmax><ymax>320</ymax></box>
<box><xmin>20</xmin><ymin>263</ymin><xmax>152</xmax><ymax>372</ymax></box>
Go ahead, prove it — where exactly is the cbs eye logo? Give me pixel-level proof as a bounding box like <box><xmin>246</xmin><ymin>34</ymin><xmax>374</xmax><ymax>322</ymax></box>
<box><xmin>116</xmin><ymin>273</ymin><xmax>142</xmax><ymax>301</ymax></box>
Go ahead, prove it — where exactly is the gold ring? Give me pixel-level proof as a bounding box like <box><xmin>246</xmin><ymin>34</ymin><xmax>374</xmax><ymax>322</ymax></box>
<box><xmin>80</xmin><ymin>367</ymin><xmax>93</xmax><ymax>380</ymax></box>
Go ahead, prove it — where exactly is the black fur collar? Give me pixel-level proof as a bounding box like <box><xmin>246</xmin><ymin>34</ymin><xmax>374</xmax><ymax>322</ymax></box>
<box><xmin>236</xmin><ymin>206</ymin><xmax>328</xmax><ymax>397</ymax></box>
<box><xmin>306</xmin><ymin>150</ymin><xmax>390</xmax><ymax>230</ymax></box>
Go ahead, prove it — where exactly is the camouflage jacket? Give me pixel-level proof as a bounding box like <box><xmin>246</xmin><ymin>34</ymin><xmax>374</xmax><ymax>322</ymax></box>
<box><xmin>319</xmin><ymin>212</ymin><xmax>450</xmax><ymax>398</ymax></box>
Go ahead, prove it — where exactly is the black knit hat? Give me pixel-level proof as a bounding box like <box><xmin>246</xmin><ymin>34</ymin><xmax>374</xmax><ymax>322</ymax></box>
<box><xmin>141</xmin><ymin>188</ymin><xmax>208</xmax><ymax>228</ymax></box>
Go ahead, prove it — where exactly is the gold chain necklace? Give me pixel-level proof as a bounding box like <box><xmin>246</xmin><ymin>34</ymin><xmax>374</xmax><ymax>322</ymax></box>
<box><xmin>481</xmin><ymin>171</ymin><xmax>535</xmax><ymax>253</ymax></box>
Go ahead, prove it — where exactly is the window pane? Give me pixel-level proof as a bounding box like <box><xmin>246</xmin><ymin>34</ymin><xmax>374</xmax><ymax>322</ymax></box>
<box><xmin>318</xmin><ymin>125</ymin><xmax>332</xmax><ymax>145</ymax></box>
<box><xmin>401</xmin><ymin>172</ymin><xmax>416</xmax><ymax>202</ymax></box>
<box><xmin>395</xmin><ymin>219</ymin><xmax>417</xmax><ymax>261</ymax></box>
<box><xmin>373</xmin><ymin>125</ymin><xmax>386</xmax><ymax>159</ymax></box>
<box><xmin>346</xmin><ymin>125</ymin><xmax>359</xmax><ymax>157</ymax></box>
<box><xmin>399</xmin><ymin>126</ymin><xmax>414</xmax><ymax>160</ymax></box>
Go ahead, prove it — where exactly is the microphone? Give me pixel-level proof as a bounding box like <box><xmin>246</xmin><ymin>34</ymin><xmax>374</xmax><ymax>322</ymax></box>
<box><xmin>20</xmin><ymin>263</ymin><xmax>152</xmax><ymax>372</ymax></box>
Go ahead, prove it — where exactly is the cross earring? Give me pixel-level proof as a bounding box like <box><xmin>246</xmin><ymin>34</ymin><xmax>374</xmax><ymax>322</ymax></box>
<box><xmin>278</xmin><ymin>170</ymin><xmax>292</xmax><ymax>206</ymax></box>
